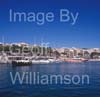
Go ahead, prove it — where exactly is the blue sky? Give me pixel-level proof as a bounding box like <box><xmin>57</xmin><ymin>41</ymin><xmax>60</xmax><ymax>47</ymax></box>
<box><xmin>0</xmin><ymin>0</ymin><xmax>100</xmax><ymax>48</ymax></box>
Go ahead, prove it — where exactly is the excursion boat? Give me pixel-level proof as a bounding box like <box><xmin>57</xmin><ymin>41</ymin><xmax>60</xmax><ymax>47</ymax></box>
<box><xmin>64</xmin><ymin>57</ymin><xmax>88</xmax><ymax>63</ymax></box>
<box><xmin>12</xmin><ymin>58</ymin><xmax>32</xmax><ymax>66</ymax></box>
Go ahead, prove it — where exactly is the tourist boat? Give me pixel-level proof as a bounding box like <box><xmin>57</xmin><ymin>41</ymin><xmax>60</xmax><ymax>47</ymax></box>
<box><xmin>12</xmin><ymin>58</ymin><xmax>32</xmax><ymax>66</ymax></box>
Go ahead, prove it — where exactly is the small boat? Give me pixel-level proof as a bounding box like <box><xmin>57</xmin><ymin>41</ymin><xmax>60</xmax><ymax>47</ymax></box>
<box><xmin>64</xmin><ymin>57</ymin><xmax>88</xmax><ymax>63</ymax></box>
<box><xmin>48</xmin><ymin>58</ymin><xmax>62</xmax><ymax>63</ymax></box>
<box><xmin>88</xmin><ymin>59</ymin><xmax>100</xmax><ymax>62</ymax></box>
<box><xmin>32</xmin><ymin>58</ymin><xmax>50</xmax><ymax>64</ymax></box>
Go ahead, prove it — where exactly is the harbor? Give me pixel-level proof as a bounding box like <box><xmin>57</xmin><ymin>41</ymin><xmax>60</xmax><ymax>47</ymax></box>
<box><xmin>0</xmin><ymin>42</ymin><xmax>100</xmax><ymax>65</ymax></box>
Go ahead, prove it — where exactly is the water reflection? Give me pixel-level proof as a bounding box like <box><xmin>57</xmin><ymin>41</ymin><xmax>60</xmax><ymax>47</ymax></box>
<box><xmin>0</xmin><ymin>62</ymin><xmax>100</xmax><ymax>97</ymax></box>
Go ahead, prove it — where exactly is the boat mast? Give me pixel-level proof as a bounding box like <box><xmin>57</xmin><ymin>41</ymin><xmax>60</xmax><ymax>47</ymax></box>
<box><xmin>2</xmin><ymin>36</ymin><xmax>4</xmax><ymax>53</ymax></box>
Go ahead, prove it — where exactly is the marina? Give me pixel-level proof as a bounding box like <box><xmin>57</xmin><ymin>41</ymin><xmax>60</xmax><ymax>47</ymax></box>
<box><xmin>0</xmin><ymin>0</ymin><xmax>100</xmax><ymax>96</ymax></box>
<box><xmin>0</xmin><ymin>51</ymin><xmax>100</xmax><ymax>65</ymax></box>
<box><xmin>0</xmin><ymin>37</ymin><xmax>100</xmax><ymax>65</ymax></box>
<box><xmin>0</xmin><ymin>54</ymin><xmax>88</xmax><ymax>65</ymax></box>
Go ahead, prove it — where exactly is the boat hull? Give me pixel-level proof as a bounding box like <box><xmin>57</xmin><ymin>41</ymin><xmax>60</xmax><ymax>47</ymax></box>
<box><xmin>64</xmin><ymin>58</ymin><xmax>88</xmax><ymax>63</ymax></box>
<box><xmin>12</xmin><ymin>61</ymin><xmax>32</xmax><ymax>66</ymax></box>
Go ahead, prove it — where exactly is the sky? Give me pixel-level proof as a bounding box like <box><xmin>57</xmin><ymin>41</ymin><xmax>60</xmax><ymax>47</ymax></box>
<box><xmin>0</xmin><ymin>0</ymin><xmax>100</xmax><ymax>48</ymax></box>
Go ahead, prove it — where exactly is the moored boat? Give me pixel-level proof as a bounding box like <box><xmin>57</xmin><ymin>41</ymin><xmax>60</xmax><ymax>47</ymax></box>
<box><xmin>88</xmin><ymin>59</ymin><xmax>100</xmax><ymax>62</ymax></box>
<box><xmin>64</xmin><ymin>57</ymin><xmax>88</xmax><ymax>63</ymax></box>
<box><xmin>0</xmin><ymin>53</ymin><xmax>9</xmax><ymax>64</ymax></box>
<box><xmin>12</xmin><ymin>58</ymin><xmax>32</xmax><ymax>66</ymax></box>
<box><xmin>32</xmin><ymin>58</ymin><xmax>50</xmax><ymax>64</ymax></box>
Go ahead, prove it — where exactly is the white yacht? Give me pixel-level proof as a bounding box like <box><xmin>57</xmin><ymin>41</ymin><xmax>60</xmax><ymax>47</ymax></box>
<box><xmin>31</xmin><ymin>58</ymin><xmax>50</xmax><ymax>64</ymax></box>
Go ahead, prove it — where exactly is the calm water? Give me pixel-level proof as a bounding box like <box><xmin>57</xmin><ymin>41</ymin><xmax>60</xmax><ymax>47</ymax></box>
<box><xmin>0</xmin><ymin>62</ymin><xmax>100</xmax><ymax>97</ymax></box>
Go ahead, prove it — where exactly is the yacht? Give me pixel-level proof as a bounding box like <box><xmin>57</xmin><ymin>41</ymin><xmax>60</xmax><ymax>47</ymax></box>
<box><xmin>31</xmin><ymin>58</ymin><xmax>50</xmax><ymax>64</ymax></box>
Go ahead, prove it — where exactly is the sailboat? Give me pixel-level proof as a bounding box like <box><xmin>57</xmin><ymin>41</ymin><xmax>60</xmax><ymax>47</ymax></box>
<box><xmin>0</xmin><ymin>36</ymin><xmax>9</xmax><ymax>64</ymax></box>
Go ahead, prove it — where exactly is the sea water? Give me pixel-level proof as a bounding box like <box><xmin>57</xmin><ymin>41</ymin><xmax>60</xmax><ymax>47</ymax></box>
<box><xmin>0</xmin><ymin>62</ymin><xmax>100</xmax><ymax>97</ymax></box>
